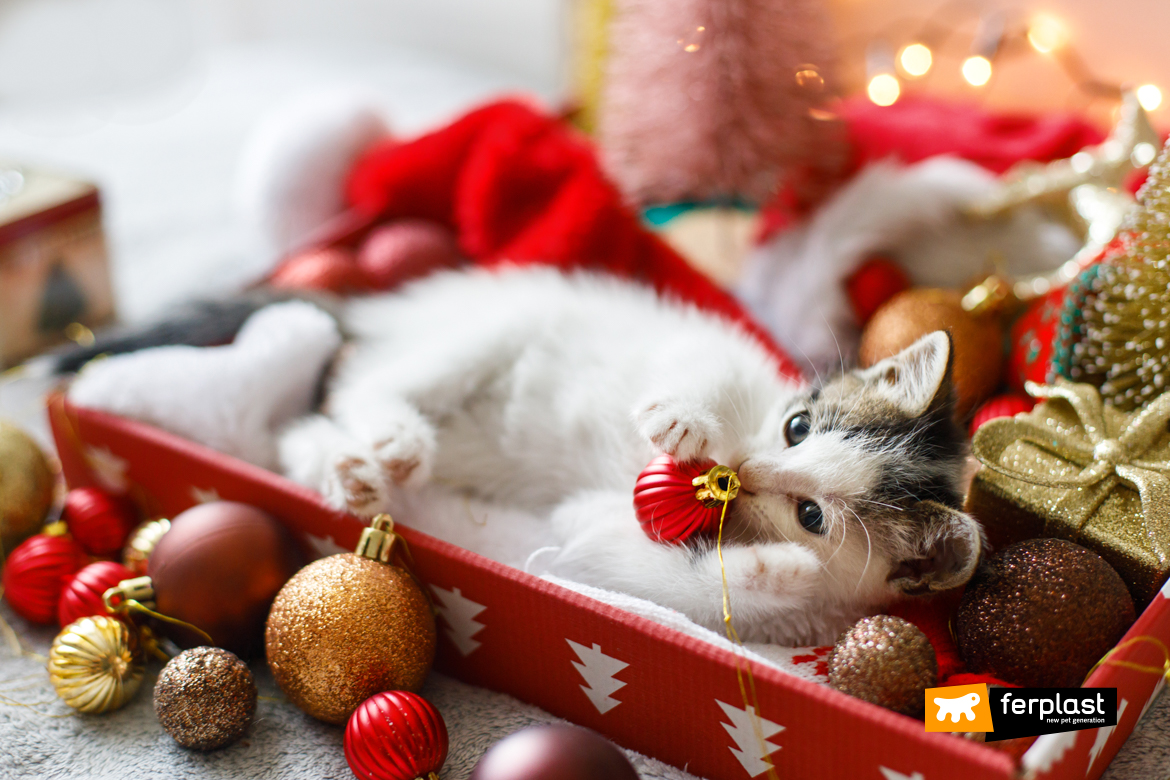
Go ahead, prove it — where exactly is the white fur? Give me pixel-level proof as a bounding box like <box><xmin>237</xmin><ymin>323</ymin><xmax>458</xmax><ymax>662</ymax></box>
<box><xmin>738</xmin><ymin>157</ymin><xmax>1082</xmax><ymax>376</ymax></box>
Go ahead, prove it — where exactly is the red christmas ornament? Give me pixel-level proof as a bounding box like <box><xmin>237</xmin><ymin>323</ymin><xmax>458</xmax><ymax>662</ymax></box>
<box><xmin>633</xmin><ymin>455</ymin><xmax>740</xmax><ymax>544</ymax></box>
<box><xmin>268</xmin><ymin>246</ymin><xmax>371</xmax><ymax>294</ymax></box>
<box><xmin>845</xmin><ymin>255</ymin><xmax>910</xmax><ymax>326</ymax></box>
<box><xmin>357</xmin><ymin>220</ymin><xmax>463</xmax><ymax>290</ymax></box>
<box><xmin>62</xmin><ymin>487</ymin><xmax>137</xmax><ymax>557</ymax></box>
<box><xmin>57</xmin><ymin>561</ymin><xmax>134</xmax><ymax>627</ymax></box>
<box><xmin>968</xmin><ymin>394</ymin><xmax>1038</xmax><ymax>437</ymax></box>
<box><xmin>345</xmin><ymin>691</ymin><xmax>449</xmax><ymax>780</ymax></box>
<box><xmin>2</xmin><ymin>529</ymin><xmax>88</xmax><ymax>624</ymax></box>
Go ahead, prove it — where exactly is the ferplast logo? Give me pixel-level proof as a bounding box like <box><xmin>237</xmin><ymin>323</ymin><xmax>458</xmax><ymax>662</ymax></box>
<box><xmin>925</xmin><ymin>683</ymin><xmax>994</xmax><ymax>732</ymax></box>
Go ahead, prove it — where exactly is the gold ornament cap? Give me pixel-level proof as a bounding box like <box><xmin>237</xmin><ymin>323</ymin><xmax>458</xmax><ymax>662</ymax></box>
<box><xmin>122</xmin><ymin>518</ymin><xmax>171</xmax><ymax>576</ymax></box>
<box><xmin>103</xmin><ymin>576</ymin><xmax>156</xmax><ymax>612</ymax></box>
<box><xmin>693</xmin><ymin>465</ymin><xmax>740</xmax><ymax>508</ymax></box>
<box><xmin>354</xmin><ymin>514</ymin><xmax>399</xmax><ymax>563</ymax></box>
<box><xmin>48</xmin><ymin>615</ymin><xmax>145</xmax><ymax>714</ymax></box>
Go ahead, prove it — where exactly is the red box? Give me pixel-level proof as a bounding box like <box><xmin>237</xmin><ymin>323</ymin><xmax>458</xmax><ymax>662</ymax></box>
<box><xmin>47</xmin><ymin>392</ymin><xmax>1170</xmax><ymax>780</ymax></box>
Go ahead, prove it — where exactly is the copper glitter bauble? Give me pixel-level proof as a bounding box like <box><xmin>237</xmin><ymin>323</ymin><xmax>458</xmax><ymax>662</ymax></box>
<box><xmin>827</xmin><ymin>615</ymin><xmax>937</xmax><ymax>716</ymax></box>
<box><xmin>265</xmin><ymin>527</ymin><xmax>436</xmax><ymax>724</ymax></box>
<box><xmin>48</xmin><ymin>615</ymin><xmax>144</xmax><ymax>714</ymax></box>
<box><xmin>122</xmin><ymin>518</ymin><xmax>170</xmax><ymax>577</ymax></box>
<box><xmin>0</xmin><ymin>420</ymin><xmax>55</xmax><ymax>558</ymax></box>
<box><xmin>154</xmin><ymin>647</ymin><xmax>257</xmax><ymax>750</ymax></box>
<box><xmin>469</xmin><ymin>725</ymin><xmax>639</xmax><ymax>780</ymax></box>
<box><xmin>955</xmin><ymin>538</ymin><xmax>1135</xmax><ymax>688</ymax></box>
<box><xmin>148</xmin><ymin>501</ymin><xmax>305</xmax><ymax>658</ymax></box>
<box><xmin>859</xmin><ymin>289</ymin><xmax>1003</xmax><ymax>417</ymax></box>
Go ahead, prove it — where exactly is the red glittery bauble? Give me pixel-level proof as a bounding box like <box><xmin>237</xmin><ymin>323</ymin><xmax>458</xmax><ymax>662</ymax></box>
<box><xmin>357</xmin><ymin>220</ymin><xmax>462</xmax><ymax>290</ymax></box>
<box><xmin>268</xmin><ymin>246</ymin><xmax>371</xmax><ymax>294</ymax></box>
<box><xmin>58</xmin><ymin>561</ymin><xmax>134</xmax><ymax>627</ymax></box>
<box><xmin>2</xmin><ymin>531</ymin><xmax>88</xmax><ymax>624</ymax></box>
<box><xmin>634</xmin><ymin>455</ymin><xmax>723</xmax><ymax>544</ymax></box>
<box><xmin>149</xmin><ymin>501</ymin><xmax>305</xmax><ymax>658</ymax></box>
<box><xmin>845</xmin><ymin>255</ymin><xmax>910</xmax><ymax>326</ymax></box>
<box><xmin>62</xmin><ymin>487</ymin><xmax>137</xmax><ymax>557</ymax></box>
<box><xmin>469</xmin><ymin>725</ymin><xmax>639</xmax><ymax>780</ymax></box>
<box><xmin>968</xmin><ymin>394</ymin><xmax>1038</xmax><ymax>437</ymax></box>
<box><xmin>345</xmin><ymin>691</ymin><xmax>449</xmax><ymax>780</ymax></box>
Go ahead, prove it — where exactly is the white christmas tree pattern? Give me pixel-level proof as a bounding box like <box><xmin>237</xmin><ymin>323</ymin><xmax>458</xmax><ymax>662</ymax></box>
<box><xmin>1087</xmin><ymin>698</ymin><xmax>1128</xmax><ymax>774</ymax></box>
<box><xmin>430</xmin><ymin>586</ymin><xmax>487</xmax><ymax>656</ymax></box>
<box><xmin>85</xmin><ymin>446</ymin><xmax>128</xmax><ymax>493</ymax></box>
<box><xmin>566</xmin><ymin>640</ymin><xmax>628</xmax><ymax>714</ymax></box>
<box><xmin>715</xmin><ymin>699</ymin><xmax>784</xmax><ymax>777</ymax></box>
<box><xmin>190</xmin><ymin>486</ymin><xmax>221</xmax><ymax>504</ymax></box>
<box><xmin>1021</xmin><ymin>731</ymin><xmax>1078</xmax><ymax>774</ymax></box>
<box><xmin>879</xmin><ymin>767</ymin><xmax>925</xmax><ymax>780</ymax></box>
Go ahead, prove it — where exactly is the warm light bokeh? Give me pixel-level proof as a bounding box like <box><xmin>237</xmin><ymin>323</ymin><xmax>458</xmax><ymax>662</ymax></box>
<box><xmin>899</xmin><ymin>43</ymin><xmax>933</xmax><ymax>77</ymax></box>
<box><xmin>867</xmin><ymin>73</ymin><xmax>901</xmax><ymax>106</ymax></box>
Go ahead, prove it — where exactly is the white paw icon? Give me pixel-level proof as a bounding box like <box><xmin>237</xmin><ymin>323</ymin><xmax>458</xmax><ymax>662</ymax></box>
<box><xmin>934</xmin><ymin>692</ymin><xmax>980</xmax><ymax>723</ymax></box>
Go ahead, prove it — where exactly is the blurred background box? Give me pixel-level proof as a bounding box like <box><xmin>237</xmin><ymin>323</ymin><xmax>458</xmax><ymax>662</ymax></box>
<box><xmin>0</xmin><ymin>165</ymin><xmax>113</xmax><ymax>369</ymax></box>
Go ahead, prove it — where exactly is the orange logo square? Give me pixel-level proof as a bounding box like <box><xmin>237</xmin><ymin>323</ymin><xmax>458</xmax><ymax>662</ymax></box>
<box><xmin>925</xmin><ymin>683</ymin><xmax>994</xmax><ymax>732</ymax></box>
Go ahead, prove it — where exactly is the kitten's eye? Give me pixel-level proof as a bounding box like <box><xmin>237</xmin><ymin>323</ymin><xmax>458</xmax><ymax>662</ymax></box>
<box><xmin>797</xmin><ymin>501</ymin><xmax>825</xmax><ymax>535</ymax></box>
<box><xmin>785</xmin><ymin>413</ymin><xmax>811</xmax><ymax>446</ymax></box>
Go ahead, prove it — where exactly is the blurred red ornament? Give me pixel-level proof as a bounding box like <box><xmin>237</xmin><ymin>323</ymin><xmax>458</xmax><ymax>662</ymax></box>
<box><xmin>57</xmin><ymin>561</ymin><xmax>133</xmax><ymax>627</ymax></box>
<box><xmin>969</xmin><ymin>394</ymin><xmax>1037</xmax><ymax>437</ymax></box>
<box><xmin>62</xmin><ymin>487</ymin><xmax>136</xmax><ymax>557</ymax></box>
<box><xmin>633</xmin><ymin>455</ymin><xmax>740</xmax><ymax>544</ymax></box>
<box><xmin>2</xmin><ymin>529</ymin><xmax>88</xmax><ymax>624</ymax></box>
<box><xmin>345</xmin><ymin>691</ymin><xmax>449</xmax><ymax>780</ymax></box>
<box><xmin>268</xmin><ymin>246</ymin><xmax>371</xmax><ymax>294</ymax></box>
<box><xmin>469</xmin><ymin>724</ymin><xmax>639</xmax><ymax>780</ymax></box>
<box><xmin>845</xmin><ymin>255</ymin><xmax>910</xmax><ymax>326</ymax></box>
<box><xmin>357</xmin><ymin>220</ymin><xmax>463</xmax><ymax>290</ymax></box>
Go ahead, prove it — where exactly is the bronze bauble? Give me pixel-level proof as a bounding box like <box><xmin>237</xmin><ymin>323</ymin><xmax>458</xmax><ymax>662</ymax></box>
<box><xmin>148</xmin><ymin>502</ymin><xmax>304</xmax><ymax>658</ymax></box>
<box><xmin>265</xmin><ymin>553</ymin><xmax>436</xmax><ymax>725</ymax></box>
<box><xmin>0</xmin><ymin>420</ymin><xmax>54</xmax><ymax>558</ymax></box>
<box><xmin>859</xmin><ymin>289</ymin><xmax>1003</xmax><ymax>418</ymax></box>
<box><xmin>827</xmin><ymin>615</ymin><xmax>937</xmax><ymax>716</ymax></box>
<box><xmin>154</xmin><ymin>647</ymin><xmax>257</xmax><ymax>750</ymax></box>
<box><xmin>955</xmin><ymin>538</ymin><xmax>1135</xmax><ymax>688</ymax></box>
<box><xmin>469</xmin><ymin>724</ymin><xmax>639</xmax><ymax>780</ymax></box>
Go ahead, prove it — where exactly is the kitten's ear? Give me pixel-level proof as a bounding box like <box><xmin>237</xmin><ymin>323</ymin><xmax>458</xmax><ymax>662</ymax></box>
<box><xmin>860</xmin><ymin>331</ymin><xmax>954</xmax><ymax>417</ymax></box>
<box><xmin>889</xmin><ymin>500</ymin><xmax>983</xmax><ymax>595</ymax></box>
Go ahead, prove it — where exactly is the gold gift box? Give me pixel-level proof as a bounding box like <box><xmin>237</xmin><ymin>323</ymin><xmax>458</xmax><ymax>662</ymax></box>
<box><xmin>966</xmin><ymin>381</ymin><xmax>1170</xmax><ymax>608</ymax></box>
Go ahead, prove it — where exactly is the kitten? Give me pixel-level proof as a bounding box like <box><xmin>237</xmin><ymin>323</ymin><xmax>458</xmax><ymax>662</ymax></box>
<box><xmin>279</xmin><ymin>266</ymin><xmax>981</xmax><ymax>646</ymax></box>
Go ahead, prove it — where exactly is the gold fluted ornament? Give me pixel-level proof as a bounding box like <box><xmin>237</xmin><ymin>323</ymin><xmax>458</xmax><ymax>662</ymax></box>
<box><xmin>48</xmin><ymin>615</ymin><xmax>145</xmax><ymax>714</ymax></box>
<box><xmin>121</xmin><ymin>518</ymin><xmax>171</xmax><ymax>576</ymax></box>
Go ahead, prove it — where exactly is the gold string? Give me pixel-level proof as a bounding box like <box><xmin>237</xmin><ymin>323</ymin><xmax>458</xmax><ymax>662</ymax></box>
<box><xmin>115</xmin><ymin>600</ymin><xmax>214</xmax><ymax>647</ymax></box>
<box><xmin>1084</xmin><ymin>635</ymin><xmax>1170</xmax><ymax>684</ymax></box>
<box><xmin>716</xmin><ymin>489</ymin><xmax>780</xmax><ymax>780</ymax></box>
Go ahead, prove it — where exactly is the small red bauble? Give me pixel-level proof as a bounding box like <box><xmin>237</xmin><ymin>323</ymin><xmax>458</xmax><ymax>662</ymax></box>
<box><xmin>633</xmin><ymin>455</ymin><xmax>740</xmax><ymax>544</ymax></box>
<box><xmin>268</xmin><ymin>246</ymin><xmax>371</xmax><ymax>294</ymax></box>
<box><xmin>845</xmin><ymin>255</ymin><xmax>910</xmax><ymax>326</ymax></box>
<box><xmin>356</xmin><ymin>220</ymin><xmax>462</xmax><ymax>290</ymax></box>
<box><xmin>62</xmin><ymin>487</ymin><xmax>137</xmax><ymax>557</ymax></box>
<box><xmin>58</xmin><ymin>561</ymin><xmax>134</xmax><ymax>627</ymax></box>
<box><xmin>2</xmin><ymin>530</ymin><xmax>88</xmax><ymax>624</ymax></box>
<box><xmin>968</xmin><ymin>394</ymin><xmax>1038</xmax><ymax>437</ymax></box>
<box><xmin>345</xmin><ymin>691</ymin><xmax>449</xmax><ymax>780</ymax></box>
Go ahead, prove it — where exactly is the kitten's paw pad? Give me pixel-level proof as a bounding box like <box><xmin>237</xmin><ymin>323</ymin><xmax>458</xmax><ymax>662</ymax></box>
<box><xmin>328</xmin><ymin>455</ymin><xmax>389</xmax><ymax>516</ymax></box>
<box><xmin>635</xmin><ymin>401</ymin><xmax>720</xmax><ymax>462</ymax></box>
<box><xmin>371</xmin><ymin>425</ymin><xmax>435</xmax><ymax>488</ymax></box>
<box><xmin>728</xmin><ymin>544</ymin><xmax>820</xmax><ymax>602</ymax></box>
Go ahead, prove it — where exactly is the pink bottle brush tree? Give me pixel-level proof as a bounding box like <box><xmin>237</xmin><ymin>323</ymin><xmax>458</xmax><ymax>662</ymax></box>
<box><xmin>599</xmin><ymin>0</ymin><xmax>840</xmax><ymax>207</ymax></box>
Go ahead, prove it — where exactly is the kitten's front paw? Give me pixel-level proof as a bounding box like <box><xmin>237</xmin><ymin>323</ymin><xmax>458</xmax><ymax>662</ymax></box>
<box><xmin>725</xmin><ymin>543</ymin><xmax>820</xmax><ymax>606</ymax></box>
<box><xmin>635</xmin><ymin>401</ymin><xmax>721</xmax><ymax>462</ymax></box>
<box><xmin>370</xmin><ymin>419</ymin><xmax>436</xmax><ymax>488</ymax></box>
<box><xmin>326</xmin><ymin>455</ymin><xmax>391</xmax><ymax>517</ymax></box>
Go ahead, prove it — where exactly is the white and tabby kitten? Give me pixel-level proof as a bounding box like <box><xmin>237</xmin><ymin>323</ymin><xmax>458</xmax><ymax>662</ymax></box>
<box><xmin>279</xmin><ymin>267</ymin><xmax>981</xmax><ymax>645</ymax></box>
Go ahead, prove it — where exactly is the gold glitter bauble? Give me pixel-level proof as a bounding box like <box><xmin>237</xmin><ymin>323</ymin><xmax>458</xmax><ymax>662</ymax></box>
<box><xmin>265</xmin><ymin>552</ymin><xmax>436</xmax><ymax>724</ymax></box>
<box><xmin>858</xmin><ymin>289</ymin><xmax>1003</xmax><ymax>418</ymax></box>
<box><xmin>955</xmin><ymin>538</ymin><xmax>1135</xmax><ymax>688</ymax></box>
<box><xmin>0</xmin><ymin>420</ymin><xmax>55</xmax><ymax>559</ymax></box>
<box><xmin>154</xmin><ymin>647</ymin><xmax>257</xmax><ymax>750</ymax></box>
<box><xmin>1073</xmin><ymin>137</ymin><xmax>1170</xmax><ymax>410</ymax></box>
<box><xmin>827</xmin><ymin>615</ymin><xmax>937</xmax><ymax>717</ymax></box>
<box><xmin>121</xmin><ymin>517</ymin><xmax>170</xmax><ymax>577</ymax></box>
<box><xmin>48</xmin><ymin>615</ymin><xmax>144</xmax><ymax>714</ymax></box>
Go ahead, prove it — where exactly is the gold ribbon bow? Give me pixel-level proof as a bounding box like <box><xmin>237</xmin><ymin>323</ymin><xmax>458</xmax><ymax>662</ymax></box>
<box><xmin>972</xmin><ymin>379</ymin><xmax>1170</xmax><ymax>565</ymax></box>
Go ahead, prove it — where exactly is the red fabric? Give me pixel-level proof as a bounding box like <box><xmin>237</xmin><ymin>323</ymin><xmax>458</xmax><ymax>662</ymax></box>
<box><xmin>887</xmin><ymin>593</ymin><xmax>966</xmax><ymax>683</ymax></box>
<box><xmin>345</xmin><ymin>99</ymin><xmax>802</xmax><ymax>381</ymax></box>
<box><xmin>845</xmin><ymin>255</ymin><xmax>910</xmax><ymax>325</ymax></box>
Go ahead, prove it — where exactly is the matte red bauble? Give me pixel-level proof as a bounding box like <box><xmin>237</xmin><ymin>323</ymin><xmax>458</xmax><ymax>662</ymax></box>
<box><xmin>62</xmin><ymin>487</ymin><xmax>137</xmax><ymax>557</ymax></box>
<box><xmin>356</xmin><ymin>220</ymin><xmax>462</xmax><ymax>290</ymax></box>
<box><xmin>968</xmin><ymin>394</ymin><xmax>1037</xmax><ymax>437</ymax></box>
<box><xmin>268</xmin><ymin>246</ymin><xmax>370</xmax><ymax>294</ymax></box>
<box><xmin>633</xmin><ymin>455</ymin><xmax>740</xmax><ymax>544</ymax></box>
<box><xmin>2</xmin><ymin>530</ymin><xmax>88</xmax><ymax>624</ymax></box>
<box><xmin>469</xmin><ymin>725</ymin><xmax>639</xmax><ymax>780</ymax></box>
<box><xmin>146</xmin><ymin>501</ymin><xmax>305</xmax><ymax>658</ymax></box>
<box><xmin>345</xmin><ymin>691</ymin><xmax>449</xmax><ymax>780</ymax></box>
<box><xmin>58</xmin><ymin>561</ymin><xmax>134</xmax><ymax>627</ymax></box>
<box><xmin>845</xmin><ymin>254</ymin><xmax>910</xmax><ymax>326</ymax></box>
